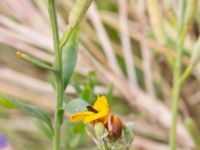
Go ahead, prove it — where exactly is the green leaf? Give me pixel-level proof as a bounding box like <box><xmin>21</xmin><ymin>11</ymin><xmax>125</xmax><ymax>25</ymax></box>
<box><xmin>64</xmin><ymin>121</ymin><xmax>86</xmax><ymax>149</ymax></box>
<box><xmin>124</xmin><ymin>122</ymin><xmax>134</xmax><ymax>145</ymax></box>
<box><xmin>81</xmin><ymin>85</ymin><xmax>93</xmax><ymax>103</ymax></box>
<box><xmin>0</xmin><ymin>93</ymin><xmax>53</xmax><ymax>133</ymax></box>
<box><xmin>191</xmin><ymin>37</ymin><xmax>200</xmax><ymax>66</ymax></box>
<box><xmin>65</xmin><ymin>99</ymin><xmax>89</xmax><ymax>114</ymax></box>
<box><xmin>42</xmin><ymin>0</ymin><xmax>49</xmax><ymax>8</ymax></box>
<box><xmin>62</xmin><ymin>29</ymin><xmax>79</xmax><ymax>90</ymax></box>
<box><xmin>81</xmin><ymin>71</ymin><xmax>96</xmax><ymax>103</ymax></box>
<box><xmin>73</xmin><ymin>121</ymin><xmax>86</xmax><ymax>133</ymax></box>
<box><xmin>185</xmin><ymin>117</ymin><xmax>200</xmax><ymax>150</ymax></box>
<box><xmin>106</xmin><ymin>84</ymin><xmax>113</xmax><ymax>105</ymax></box>
<box><xmin>0</xmin><ymin>94</ymin><xmax>18</xmax><ymax>109</ymax></box>
<box><xmin>29</xmin><ymin>118</ymin><xmax>53</xmax><ymax>140</ymax></box>
<box><xmin>16</xmin><ymin>51</ymin><xmax>56</xmax><ymax>72</ymax></box>
<box><xmin>88</xmin><ymin>71</ymin><xmax>96</xmax><ymax>89</ymax></box>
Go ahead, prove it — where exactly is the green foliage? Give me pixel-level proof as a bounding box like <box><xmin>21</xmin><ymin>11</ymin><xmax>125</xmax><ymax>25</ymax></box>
<box><xmin>123</xmin><ymin>122</ymin><xmax>134</xmax><ymax>146</ymax></box>
<box><xmin>106</xmin><ymin>84</ymin><xmax>113</xmax><ymax>105</ymax></box>
<box><xmin>97</xmin><ymin>0</ymin><xmax>118</xmax><ymax>12</ymax></box>
<box><xmin>29</xmin><ymin>118</ymin><xmax>53</xmax><ymax>140</ymax></box>
<box><xmin>191</xmin><ymin>37</ymin><xmax>200</xmax><ymax>66</ymax></box>
<box><xmin>64</xmin><ymin>121</ymin><xmax>87</xmax><ymax>149</ymax></box>
<box><xmin>94</xmin><ymin>122</ymin><xmax>105</xmax><ymax>138</ymax></box>
<box><xmin>58</xmin><ymin>108</ymin><xmax>64</xmax><ymax>125</ymax></box>
<box><xmin>185</xmin><ymin>117</ymin><xmax>200</xmax><ymax>150</ymax></box>
<box><xmin>16</xmin><ymin>52</ymin><xmax>56</xmax><ymax>72</ymax></box>
<box><xmin>68</xmin><ymin>0</ymin><xmax>94</xmax><ymax>28</ymax></box>
<box><xmin>0</xmin><ymin>93</ymin><xmax>53</xmax><ymax>134</ymax></box>
<box><xmin>62</xmin><ymin>29</ymin><xmax>79</xmax><ymax>90</ymax></box>
<box><xmin>0</xmin><ymin>94</ymin><xmax>18</xmax><ymax>109</ymax></box>
<box><xmin>65</xmin><ymin>99</ymin><xmax>89</xmax><ymax>114</ymax></box>
<box><xmin>116</xmin><ymin>54</ymin><xmax>127</xmax><ymax>76</ymax></box>
<box><xmin>73</xmin><ymin>121</ymin><xmax>86</xmax><ymax>133</ymax></box>
<box><xmin>81</xmin><ymin>71</ymin><xmax>97</xmax><ymax>103</ymax></box>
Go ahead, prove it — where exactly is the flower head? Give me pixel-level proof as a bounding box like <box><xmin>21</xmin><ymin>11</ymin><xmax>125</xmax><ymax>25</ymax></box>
<box><xmin>69</xmin><ymin>96</ymin><xmax>109</xmax><ymax>124</ymax></box>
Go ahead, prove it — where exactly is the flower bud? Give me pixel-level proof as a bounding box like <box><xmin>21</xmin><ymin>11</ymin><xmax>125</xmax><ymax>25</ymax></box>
<box><xmin>94</xmin><ymin>122</ymin><xmax>105</xmax><ymax>138</ymax></box>
<box><xmin>111</xmin><ymin>115</ymin><xmax>123</xmax><ymax>140</ymax></box>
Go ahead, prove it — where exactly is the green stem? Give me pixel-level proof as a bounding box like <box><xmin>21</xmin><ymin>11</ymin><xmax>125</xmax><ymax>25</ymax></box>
<box><xmin>169</xmin><ymin>1</ymin><xmax>186</xmax><ymax>150</ymax></box>
<box><xmin>48</xmin><ymin>0</ymin><xmax>63</xmax><ymax>150</ymax></box>
<box><xmin>100</xmin><ymin>140</ymin><xmax>106</xmax><ymax>150</ymax></box>
<box><xmin>179</xmin><ymin>65</ymin><xmax>192</xmax><ymax>86</ymax></box>
<box><xmin>185</xmin><ymin>117</ymin><xmax>200</xmax><ymax>150</ymax></box>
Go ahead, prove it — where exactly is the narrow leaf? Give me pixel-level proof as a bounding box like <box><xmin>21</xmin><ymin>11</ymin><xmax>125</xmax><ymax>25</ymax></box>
<box><xmin>81</xmin><ymin>71</ymin><xmax>96</xmax><ymax>103</ymax></box>
<box><xmin>185</xmin><ymin>117</ymin><xmax>200</xmax><ymax>150</ymax></box>
<box><xmin>62</xmin><ymin>29</ymin><xmax>79</xmax><ymax>90</ymax></box>
<box><xmin>0</xmin><ymin>94</ymin><xmax>53</xmax><ymax>133</ymax></box>
<box><xmin>16</xmin><ymin>51</ymin><xmax>56</xmax><ymax>72</ymax></box>
<box><xmin>0</xmin><ymin>94</ymin><xmax>18</xmax><ymax>109</ymax></box>
<box><xmin>29</xmin><ymin>118</ymin><xmax>53</xmax><ymax>140</ymax></box>
<box><xmin>106</xmin><ymin>84</ymin><xmax>113</xmax><ymax>105</ymax></box>
<box><xmin>191</xmin><ymin>37</ymin><xmax>200</xmax><ymax>65</ymax></box>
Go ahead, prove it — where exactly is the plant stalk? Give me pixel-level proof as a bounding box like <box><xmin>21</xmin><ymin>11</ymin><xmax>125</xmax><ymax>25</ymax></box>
<box><xmin>169</xmin><ymin>1</ymin><xmax>186</xmax><ymax>149</ymax></box>
<box><xmin>48</xmin><ymin>0</ymin><xmax>63</xmax><ymax>150</ymax></box>
<box><xmin>185</xmin><ymin>117</ymin><xmax>200</xmax><ymax>150</ymax></box>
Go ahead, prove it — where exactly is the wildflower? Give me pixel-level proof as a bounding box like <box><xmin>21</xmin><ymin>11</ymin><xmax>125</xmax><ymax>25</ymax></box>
<box><xmin>69</xmin><ymin>96</ymin><xmax>109</xmax><ymax>124</ymax></box>
<box><xmin>0</xmin><ymin>134</ymin><xmax>8</xmax><ymax>149</ymax></box>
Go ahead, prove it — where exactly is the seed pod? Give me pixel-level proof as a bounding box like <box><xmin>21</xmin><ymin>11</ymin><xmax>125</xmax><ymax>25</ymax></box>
<box><xmin>191</xmin><ymin>37</ymin><xmax>200</xmax><ymax>66</ymax></box>
<box><xmin>60</xmin><ymin>0</ymin><xmax>93</xmax><ymax>48</ymax></box>
<box><xmin>69</xmin><ymin>0</ymin><xmax>94</xmax><ymax>29</ymax></box>
<box><xmin>184</xmin><ymin>0</ymin><xmax>197</xmax><ymax>28</ymax></box>
<box><xmin>111</xmin><ymin>115</ymin><xmax>123</xmax><ymax>140</ymax></box>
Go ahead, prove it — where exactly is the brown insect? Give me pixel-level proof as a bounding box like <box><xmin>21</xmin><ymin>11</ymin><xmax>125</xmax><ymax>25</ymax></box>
<box><xmin>87</xmin><ymin>106</ymin><xmax>98</xmax><ymax>113</ymax></box>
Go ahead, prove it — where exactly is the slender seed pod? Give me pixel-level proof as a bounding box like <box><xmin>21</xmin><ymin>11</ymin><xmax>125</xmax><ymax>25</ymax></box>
<box><xmin>180</xmin><ymin>0</ymin><xmax>197</xmax><ymax>40</ymax></box>
<box><xmin>146</xmin><ymin>0</ymin><xmax>165</xmax><ymax>44</ymax></box>
<box><xmin>68</xmin><ymin>0</ymin><xmax>94</xmax><ymax>29</ymax></box>
<box><xmin>184</xmin><ymin>0</ymin><xmax>198</xmax><ymax>28</ymax></box>
<box><xmin>60</xmin><ymin>0</ymin><xmax>94</xmax><ymax>48</ymax></box>
<box><xmin>191</xmin><ymin>37</ymin><xmax>200</xmax><ymax>66</ymax></box>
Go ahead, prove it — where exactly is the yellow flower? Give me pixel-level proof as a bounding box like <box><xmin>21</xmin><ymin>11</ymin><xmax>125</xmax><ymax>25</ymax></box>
<box><xmin>69</xmin><ymin>96</ymin><xmax>109</xmax><ymax>124</ymax></box>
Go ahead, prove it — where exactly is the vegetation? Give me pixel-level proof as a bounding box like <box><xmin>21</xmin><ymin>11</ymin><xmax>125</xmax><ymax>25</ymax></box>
<box><xmin>0</xmin><ymin>0</ymin><xmax>200</xmax><ymax>150</ymax></box>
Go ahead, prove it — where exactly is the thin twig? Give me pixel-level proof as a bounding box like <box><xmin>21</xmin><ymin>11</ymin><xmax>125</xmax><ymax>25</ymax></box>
<box><xmin>118</xmin><ymin>0</ymin><xmax>138</xmax><ymax>86</ymax></box>
<box><xmin>88</xmin><ymin>3</ymin><xmax>123</xmax><ymax>76</ymax></box>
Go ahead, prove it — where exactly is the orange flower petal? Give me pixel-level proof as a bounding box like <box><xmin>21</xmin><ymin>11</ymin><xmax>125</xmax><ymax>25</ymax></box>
<box><xmin>103</xmin><ymin>115</ymin><xmax>109</xmax><ymax>124</ymax></box>
<box><xmin>84</xmin><ymin>108</ymin><xmax>109</xmax><ymax>123</ymax></box>
<box><xmin>69</xmin><ymin>111</ymin><xmax>94</xmax><ymax>122</ymax></box>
